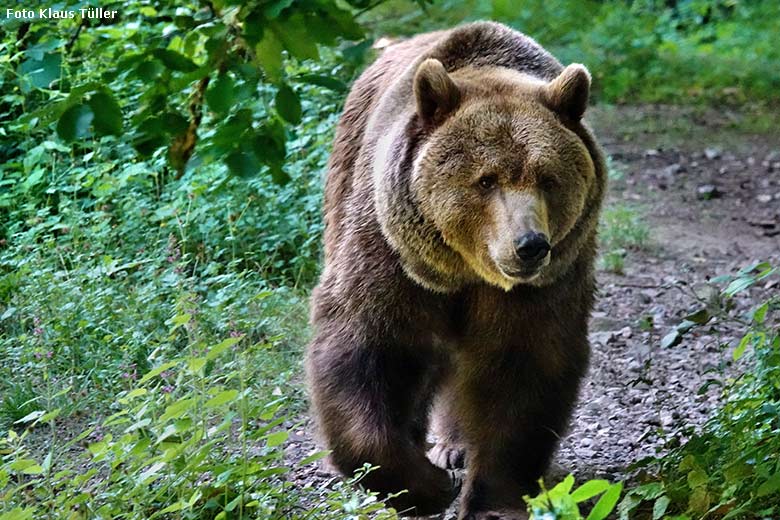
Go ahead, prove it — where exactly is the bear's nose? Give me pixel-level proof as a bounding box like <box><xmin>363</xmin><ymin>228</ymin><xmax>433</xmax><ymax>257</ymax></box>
<box><xmin>514</xmin><ymin>232</ymin><xmax>550</xmax><ymax>263</ymax></box>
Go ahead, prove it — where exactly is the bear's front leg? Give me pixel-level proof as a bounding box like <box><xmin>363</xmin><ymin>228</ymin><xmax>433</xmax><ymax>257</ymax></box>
<box><xmin>454</xmin><ymin>345</ymin><xmax>587</xmax><ymax>520</ymax></box>
<box><xmin>429</xmin><ymin>372</ymin><xmax>467</xmax><ymax>470</ymax></box>
<box><xmin>306</xmin><ymin>324</ymin><xmax>459</xmax><ymax>516</ymax></box>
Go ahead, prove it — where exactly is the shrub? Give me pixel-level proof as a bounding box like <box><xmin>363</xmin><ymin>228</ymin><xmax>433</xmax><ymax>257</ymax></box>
<box><xmin>621</xmin><ymin>262</ymin><xmax>780</xmax><ymax>519</ymax></box>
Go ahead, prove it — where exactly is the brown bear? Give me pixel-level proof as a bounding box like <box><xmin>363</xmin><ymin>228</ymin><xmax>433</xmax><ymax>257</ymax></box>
<box><xmin>305</xmin><ymin>21</ymin><xmax>606</xmax><ymax>520</ymax></box>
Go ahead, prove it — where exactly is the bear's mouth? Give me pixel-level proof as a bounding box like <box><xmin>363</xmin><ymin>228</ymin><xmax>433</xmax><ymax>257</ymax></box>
<box><xmin>496</xmin><ymin>253</ymin><xmax>551</xmax><ymax>282</ymax></box>
<box><xmin>500</xmin><ymin>267</ymin><xmax>541</xmax><ymax>281</ymax></box>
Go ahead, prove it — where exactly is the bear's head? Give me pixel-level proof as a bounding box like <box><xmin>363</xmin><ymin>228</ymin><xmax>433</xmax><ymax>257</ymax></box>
<box><xmin>403</xmin><ymin>59</ymin><xmax>600</xmax><ymax>291</ymax></box>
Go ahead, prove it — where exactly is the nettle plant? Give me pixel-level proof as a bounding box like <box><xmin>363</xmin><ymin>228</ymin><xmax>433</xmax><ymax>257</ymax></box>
<box><xmin>0</xmin><ymin>311</ymin><xmax>394</xmax><ymax>519</ymax></box>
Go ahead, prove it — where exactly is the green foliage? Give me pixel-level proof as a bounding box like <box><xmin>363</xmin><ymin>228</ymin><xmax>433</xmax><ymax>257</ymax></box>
<box><xmin>1</xmin><ymin>17</ymin><xmax>352</xmax><ymax>286</ymax></box>
<box><xmin>621</xmin><ymin>262</ymin><xmax>779</xmax><ymax>519</ymax></box>
<box><xmin>369</xmin><ymin>0</ymin><xmax>780</xmax><ymax>105</ymax></box>
<box><xmin>525</xmin><ymin>475</ymin><xmax>623</xmax><ymax>520</ymax></box>
<box><xmin>0</xmin><ymin>0</ymin><xmax>384</xmax><ymax>516</ymax></box>
<box><xmin>0</xmin><ymin>323</ymin><xmax>396</xmax><ymax>518</ymax></box>
<box><xmin>0</xmin><ymin>0</ymin><xmax>372</xmax><ymax>187</ymax></box>
<box><xmin>599</xmin><ymin>203</ymin><xmax>650</xmax><ymax>274</ymax></box>
<box><xmin>0</xmin><ymin>87</ymin><xmax>340</xmax><ymax>513</ymax></box>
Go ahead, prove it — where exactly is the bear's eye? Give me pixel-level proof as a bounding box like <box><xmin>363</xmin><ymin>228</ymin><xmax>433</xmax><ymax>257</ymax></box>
<box><xmin>477</xmin><ymin>175</ymin><xmax>498</xmax><ymax>191</ymax></box>
<box><xmin>539</xmin><ymin>174</ymin><xmax>560</xmax><ymax>192</ymax></box>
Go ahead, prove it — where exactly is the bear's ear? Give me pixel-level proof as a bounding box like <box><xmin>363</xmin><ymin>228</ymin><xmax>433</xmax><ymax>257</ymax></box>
<box><xmin>414</xmin><ymin>59</ymin><xmax>461</xmax><ymax>125</ymax></box>
<box><xmin>542</xmin><ymin>64</ymin><xmax>591</xmax><ymax>120</ymax></box>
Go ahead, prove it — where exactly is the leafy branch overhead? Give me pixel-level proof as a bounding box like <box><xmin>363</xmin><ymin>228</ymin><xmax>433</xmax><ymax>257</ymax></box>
<box><xmin>5</xmin><ymin>0</ymin><xmax>371</xmax><ymax>182</ymax></box>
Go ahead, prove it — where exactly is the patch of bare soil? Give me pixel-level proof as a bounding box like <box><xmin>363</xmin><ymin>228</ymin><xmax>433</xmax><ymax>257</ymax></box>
<box><xmin>285</xmin><ymin>104</ymin><xmax>780</xmax><ymax>516</ymax></box>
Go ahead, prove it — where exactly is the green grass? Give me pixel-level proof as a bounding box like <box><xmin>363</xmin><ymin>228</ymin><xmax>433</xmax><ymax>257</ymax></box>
<box><xmin>599</xmin><ymin>203</ymin><xmax>651</xmax><ymax>274</ymax></box>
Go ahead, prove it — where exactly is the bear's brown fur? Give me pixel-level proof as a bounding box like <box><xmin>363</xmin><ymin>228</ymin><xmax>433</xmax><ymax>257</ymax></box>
<box><xmin>306</xmin><ymin>21</ymin><xmax>607</xmax><ymax>520</ymax></box>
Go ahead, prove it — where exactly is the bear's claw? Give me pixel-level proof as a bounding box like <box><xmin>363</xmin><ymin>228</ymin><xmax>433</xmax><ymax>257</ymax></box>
<box><xmin>428</xmin><ymin>442</ymin><xmax>466</xmax><ymax>469</ymax></box>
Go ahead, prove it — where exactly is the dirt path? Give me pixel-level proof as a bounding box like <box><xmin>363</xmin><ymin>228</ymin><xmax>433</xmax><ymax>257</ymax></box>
<box><xmin>556</xmin><ymin>105</ymin><xmax>780</xmax><ymax>482</ymax></box>
<box><xmin>285</xmin><ymin>105</ymin><xmax>780</xmax><ymax>515</ymax></box>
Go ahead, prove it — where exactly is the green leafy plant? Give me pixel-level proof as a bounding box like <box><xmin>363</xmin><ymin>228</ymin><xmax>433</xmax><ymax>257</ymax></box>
<box><xmin>621</xmin><ymin>262</ymin><xmax>779</xmax><ymax>519</ymax></box>
<box><xmin>371</xmin><ymin>0</ymin><xmax>780</xmax><ymax>106</ymax></box>
<box><xmin>1</xmin><ymin>0</ymin><xmax>371</xmax><ymax>184</ymax></box>
<box><xmin>526</xmin><ymin>475</ymin><xmax>624</xmax><ymax>520</ymax></box>
<box><xmin>1</xmin><ymin>3</ymin><xmax>381</xmax><ymax>516</ymax></box>
<box><xmin>0</xmin><ymin>323</ymin><xmax>397</xmax><ymax>519</ymax></box>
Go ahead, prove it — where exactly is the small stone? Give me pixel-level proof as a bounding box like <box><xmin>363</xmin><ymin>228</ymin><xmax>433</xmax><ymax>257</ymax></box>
<box><xmin>645</xmin><ymin>148</ymin><xmax>660</xmax><ymax>157</ymax></box>
<box><xmin>284</xmin><ymin>444</ymin><xmax>299</xmax><ymax>456</ymax></box>
<box><xmin>704</xmin><ymin>148</ymin><xmax>721</xmax><ymax>160</ymax></box>
<box><xmin>757</xmin><ymin>194</ymin><xmax>773</xmax><ymax>203</ymax></box>
<box><xmin>663</xmin><ymin>163</ymin><xmax>684</xmax><ymax>176</ymax></box>
<box><xmin>579</xmin><ymin>448</ymin><xmax>596</xmax><ymax>458</ymax></box>
<box><xmin>697</xmin><ymin>184</ymin><xmax>722</xmax><ymax>200</ymax></box>
<box><xmin>589</xmin><ymin>331</ymin><xmax>616</xmax><ymax>346</ymax></box>
<box><xmin>620</xmin><ymin>326</ymin><xmax>633</xmax><ymax>339</ymax></box>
